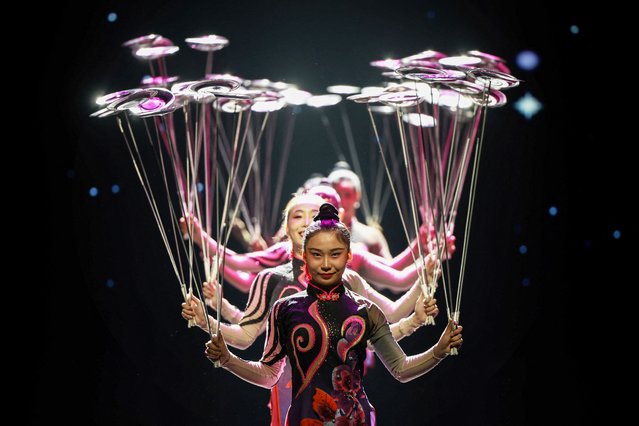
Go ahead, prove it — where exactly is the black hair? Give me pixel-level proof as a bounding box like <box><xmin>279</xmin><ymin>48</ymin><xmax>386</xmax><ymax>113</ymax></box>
<box><xmin>302</xmin><ymin>203</ymin><xmax>351</xmax><ymax>250</ymax></box>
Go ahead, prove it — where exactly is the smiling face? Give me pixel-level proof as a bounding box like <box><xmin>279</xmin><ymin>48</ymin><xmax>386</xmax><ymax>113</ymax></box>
<box><xmin>304</xmin><ymin>230</ymin><xmax>351</xmax><ymax>287</ymax></box>
<box><xmin>286</xmin><ymin>201</ymin><xmax>321</xmax><ymax>254</ymax></box>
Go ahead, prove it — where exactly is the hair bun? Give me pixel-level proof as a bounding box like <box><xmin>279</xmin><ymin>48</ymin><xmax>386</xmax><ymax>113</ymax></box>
<box><xmin>313</xmin><ymin>203</ymin><xmax>340</xmax><ymax>222</ymax></box>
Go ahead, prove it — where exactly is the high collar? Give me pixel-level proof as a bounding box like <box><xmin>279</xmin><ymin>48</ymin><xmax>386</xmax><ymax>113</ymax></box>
<box><xmin>306</xmin><ymin>279</ymin><xmax>345</xmax><ymax>301</ymax></box>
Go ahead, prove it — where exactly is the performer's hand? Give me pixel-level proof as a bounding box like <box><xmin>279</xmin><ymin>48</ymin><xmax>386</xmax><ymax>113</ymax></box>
<box><xmin>442</xmin><ymin>233</ymin><xmax>456</xmax><ymax>260</ymax></box>
<box><xmin>418</xmin><ymin>223</ymin><xmax>432</xmax><ymax>246</ymax></box>
<box><xmin>341</xmin><ymin>269</ymin><xmax>364</xmax><ymax>288</ymax></box>
<box><xmin>420</xmin><ymin>225</ymin><xmax>456</xmax><ymax>260</ymax></box>
<box><xmin>202</xmin><ymin>281</ymin><xmax>219</xmax><ymax>309</ymax></box>
<box><xmin>423</xmin><ymin>252</ymin><xmax>441</xmax><ymax>284</ymax></box>
<box><xmin>181</xmin><ymin>293</ymin><xmax>206</xmax><ymax>328</ymax></box>
<box><xmin>249</xmin><ymin>236</ymin><xmax>268</xmax><ymax>252</ymax></box>
<box><xmin>428</xmin><ymin>233</ymin><xmax>456</xmax><ymax>260</ymax></box>
<box><xmin>415</xmin><ymin>295</ymin><xmax>439</xmax><ymax>324</ymax></box>
<box><xmin>178</xmin><ymin>216</ymin><xmax>188</xmax><ymax>238</ymax></box>
<box><xmin>434</xmin><ymin>319</ymin><xmax>463</xmax><ymax>358</ymax></box>
<box><xmin>179</xmin><ymin>214</ymin><xmax>204</xmax><ymax>247</ymax></box>
<box><xmin>205</xmin><ymin>333</ymin><xmax>230</xmax><ymax>365</ymax></box>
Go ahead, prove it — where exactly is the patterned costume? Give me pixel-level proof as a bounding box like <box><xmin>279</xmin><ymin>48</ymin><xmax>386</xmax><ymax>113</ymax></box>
<box><xmin>214</xmin><ymin>257</ymin><xmax>422</xmax><ymax>425</ymax></box>
<box><xmin>221</xmin><ymin>280</ymin><xmax>444</xmax><ymax>425</ymax></box>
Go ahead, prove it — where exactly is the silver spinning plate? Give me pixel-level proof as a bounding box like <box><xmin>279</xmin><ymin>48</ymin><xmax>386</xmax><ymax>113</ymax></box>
<box><xmin>135</xmin><ymin>45</ymin><xmax>180</xmax><ymax>60</ymax></box>
<box><xmin>185</xmin><ymin>34</ymin><xmax>229</xmax><ymax>52</ymax></box>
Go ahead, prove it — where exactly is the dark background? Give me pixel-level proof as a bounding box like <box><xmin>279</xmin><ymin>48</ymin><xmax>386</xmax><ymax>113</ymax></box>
<box><xmin>38</xmin><ymin>1</ymin><xmax>629</xmax><ymax>424</ymax></box>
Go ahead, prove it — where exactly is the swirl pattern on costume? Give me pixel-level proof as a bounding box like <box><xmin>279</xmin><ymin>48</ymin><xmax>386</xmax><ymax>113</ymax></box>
<box><xmin>291</xmin><ymin>323</ymin><xmax>315</xmax><ymax>353</ymax></box>
<box><xmin>294</xmin><ymin>301</ymin><xmax>329</xmax><ymax>398</ymax></box>
<box><xmin>337</xmin><ymin>316</ymin><xmax>366</xmax><ymax>363</ymax></box>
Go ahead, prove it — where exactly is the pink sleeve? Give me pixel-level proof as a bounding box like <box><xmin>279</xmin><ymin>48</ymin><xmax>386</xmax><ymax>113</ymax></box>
<box><xmin>244</xmin><ymin>242</ymin><xmax>291</xmax><ymax>268</ymax></box>
<box><xmin>221</xmin><ymin>266</ymin><xmax>256</xmax><ymax>293</ymax></box>
<box><xmin>198</xmin><ymin>232</ymin><xmax>263</xmax><ymax>272</ymax></box>
<box><xmin>352</xmin><ymin>251</ymin><xmax>421</xmax><ymax>293</ymax></box>
<box><xmin>352</xmin><ymin>239</ymin><xmax>419</xmax><ymax>270</ymax></box>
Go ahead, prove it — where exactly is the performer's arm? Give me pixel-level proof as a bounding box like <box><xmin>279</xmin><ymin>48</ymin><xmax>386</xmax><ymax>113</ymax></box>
<box><xmin>180</xmin><ymin>216</ymin><xmax>264</xmax><ymax>272</ymax></box>
<box><xmin>343</xmin><ymin>269</ymin><xmax>421</xmax><ymax>322</ymax></box>
<box><xmin>360</xmin><ymin>227</ymin><xmax>456</xmax><ymax>270</ymax></box>
<box><xmin>203</xmin><ymin>281</ymin><xmax>244</xmax><ymax>324</ymax></box>
<box><xmin>181</xmin><ymin>272</ymin><xmax>276</xmax><ymax>349</ymax></box>
<box><xmin>368</xmin><ymin>307</ymin><xmax>462</xmax><ymax>383</ymax></box>
<box><xmin>354</xmin><ymin>251</ymin><xmax>423</xmax><ymax>292</ymax></box>
<box><xmin>204</xmin><ymin>300</ymin><xmax>288</xmax><ymax>389</ymax></box>
<box><xmin>389</xmin><ymin>295</ymin><xmax>439</xmax><ymax>341</ymax></box>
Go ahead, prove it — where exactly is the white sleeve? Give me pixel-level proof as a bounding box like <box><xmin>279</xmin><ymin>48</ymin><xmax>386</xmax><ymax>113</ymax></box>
<box><xmin>343</xmin><ymin>269</ymin><xmax>421</xmax><ymax>322</ymax></box>
<box><xmin>200</xmin><ymin>271</ymin><xmax>275</xmax><ymax>349</ymax></box>
<box><xmin>199</xmin><ymin>318</ymin><xmax>263</xmax><ymax>350</ymax></box>
<box><xmin>221</xmin><ymin>354</ymin><xmax>285</xmax><ymax>389</ymax></box>
<box><xmin>219</xmin><ymin>295</ymin><xmax>289</xmax><ymax>389</ymax></box>
<box><xmin>368</xmin><ymin>304</ymin><xmax>445</xmax><ymax>383</ymax></box>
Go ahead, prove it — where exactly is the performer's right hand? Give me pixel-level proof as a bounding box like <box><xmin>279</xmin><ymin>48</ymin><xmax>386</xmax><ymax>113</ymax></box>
<box><xmin>205</xmin><ymin>333</ymin><xmax>230</xmax><ymax>365</ymax></box>
<box><xmin>181</xmin><ymin>293</ymin><xmax>206</xmax><ymax>328</ymax></box>
<box><xmin>423</xmin><ymin>252</ymin><xmax>441</xmax><ymax>284</ymax></box>
<box><xmin>434</xmin><ymin>319</ymin><xmax>463</xmax><ymax>358</ymax></box>
<box><xmin>415</xmin><ymin>294</ymin><xmax>439</xmax><ymax>323</ymax></box>
<box><xmin>179</xmin><ymin>214</ymin><xmax>204</xmax><ymax>246</ymax></box>
<box><xmin>203</xmin><ymin>281</ymin><xmax>219</xmax><ymax>309</ymax></box>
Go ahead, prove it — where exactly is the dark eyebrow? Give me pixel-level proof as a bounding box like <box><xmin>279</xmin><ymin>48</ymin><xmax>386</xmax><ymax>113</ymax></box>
<box><xmin>308</xmin><ymin>248</ymin><xmax>344</xmax><ymax>253</ymax></box>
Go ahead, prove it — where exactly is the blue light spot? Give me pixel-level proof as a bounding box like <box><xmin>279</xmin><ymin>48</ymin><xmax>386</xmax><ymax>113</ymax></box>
<box><xmin>427</xmin><ymin>10</ymin><xmax>436</xmax><ymax>19</ymax></box>
<box><xmin>548</xmin><ymin>206</ymin><xmax>558</xmax><ymax>216</ymax></box>
<box><xmin>516</xmin><ymin>50</ymin><xmax>540</xmax><ymax>71</ymax></box>
<box><xmin>89</xmin><ymin>187</ymin><xmax>99</xmax><ymax>197</ymax></box>
<box><xmin>66</xmin><ymin>169</ymin><xmax>75</xmax><ymax>178</ymax></box>
<box><xmin>197</xmin><ymin>182</ymin><xmax>204</xmax><ymax>193</ymax></box>
<box><xmin>514</xmin><ymin>92</ymin><xmax>542</xmax><ymax>120</ymax></box>
<box><xmin>111</xmin><ymin>184</ymin><xmax>120</xmax><ymax>194</ymax></box>
<box><xmin>584</xmin><ymin>240</ymin><xmax>592</xmax><ymax>249</ymax></box>
<box><xmin>519</xmin><ymin>245</ymin><xmax>528</xmax><ymax>254</ymax></box>
<box><xmin>107</xmin><ymin>12</ymin><xmax>117</xmax><ymax>23</ymax></box>
<box><xmin>613</xmin><ymin>230</ymin><xmax>621</xmax><ymax>239</ymax></box>
<box><xmin>570</xmin><ymin>25</ymin><xmax>579</xmax><ymax>34</ymax></box>
<box><xmin>106</xmin><ymin>279</ymin><xmax>115</xmax><ymax>288</ymax></box>
<box><xmin>521</xmin><ymin>277</ymin><xmax>530</xmax><ymax>287</ymax></box>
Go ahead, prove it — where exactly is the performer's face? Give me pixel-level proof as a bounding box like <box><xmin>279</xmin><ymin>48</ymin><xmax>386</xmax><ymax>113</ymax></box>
<box><xmin>333</xmin><ymin>180</ymin><xmax>359</xmax><ymax>213</ymax></box>
<box><xmin>286</xmin><ymin>202</ymin><xmax>320</xmax><ymax>251</ymax></box>
<box><xmin>304</xmin><ymin>230</ymin><xmax>351</xmax><ymax>287</ymax></box>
